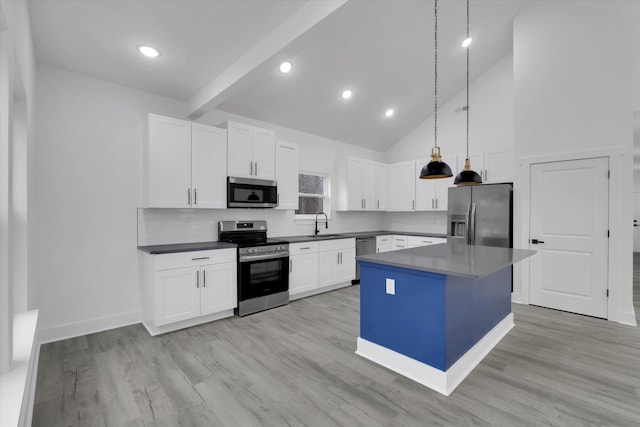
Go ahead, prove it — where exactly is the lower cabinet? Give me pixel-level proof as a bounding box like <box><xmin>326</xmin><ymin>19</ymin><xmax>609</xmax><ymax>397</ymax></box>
<box><xmin>289</xmin><ymin>239</ymin><xmax>355</xmax><ymax>299</ymax></box>
<box><xmin>289</xmin><ymin>244</ymin><xmax>319</xmax><ymax>294</ymax></box>
<box><xmin>140</xmin><ymin>248</ymin><xmax>237</xmax><ymax>334</ymax></box>
<box><xmin>407</xmin><ymin>236</ymin><xmax>447</xmax><ymax>248</ymax></box>
<box><xmin>376</xmin><ymin>235</ymin><xmax>393</xmax><ymax>253</ymax></box>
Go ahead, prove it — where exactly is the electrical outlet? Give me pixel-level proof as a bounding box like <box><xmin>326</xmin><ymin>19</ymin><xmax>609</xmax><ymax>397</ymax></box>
<box><xmin>183</xmin><ymin>215</ymin><xmax>191</xmax><ymax>228</ymax></box>
<box><xmin>386</xmin><ymin>278</ymin><xmax>395</xmax><ymax>295</ymax></box>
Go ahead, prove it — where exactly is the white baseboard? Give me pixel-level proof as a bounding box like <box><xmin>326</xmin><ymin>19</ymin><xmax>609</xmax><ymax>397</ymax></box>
<box><xmin>142</xmin><ymin>309</ymin><xmax>235</xmax><ymax>336</ymax></box>
<box><xmin>611</xmin><ymin>310</ymin><xmax>638</xmax><ymax>326</ymax></box>
<box><xmin>356</xmin><ymin>313</ymin><xmax>514</xmax><ymax>396</ymax></box>
<box><xmin>290</xmin><ymin>281</ymin><xmax>353</xmax><ymax>301</ymax></box>
<box><xmin>37</xmin><ymin>310</ymin><xmax>142</xmax><ymax>344</ymax></box>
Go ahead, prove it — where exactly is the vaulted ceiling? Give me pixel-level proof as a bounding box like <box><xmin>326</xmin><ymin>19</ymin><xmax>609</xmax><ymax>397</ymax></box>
<box><xmin>28</xmin><ymin>0</ymin><xmax>528</xmax><ymax>151</ymax></box>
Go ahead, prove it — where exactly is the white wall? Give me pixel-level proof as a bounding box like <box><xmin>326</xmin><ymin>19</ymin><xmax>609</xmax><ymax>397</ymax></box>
<box><xmin>384</xmin><ymin>52</ymin><xmax>513</xmax><ymax>164</ymax></box>
<box><xmin>35</xmin><ymin>64</ymin><xmax>386</xmax><ymax>341</ymax></box>
<box><xmin>34</xmin><ymin>65</ymin><xmax>188</xmax><ymax>341</ymax></box>
<box><xmin>513</xmin><ymin>1</ymin><xmax>635</xmax><ymax>324</ymax></box>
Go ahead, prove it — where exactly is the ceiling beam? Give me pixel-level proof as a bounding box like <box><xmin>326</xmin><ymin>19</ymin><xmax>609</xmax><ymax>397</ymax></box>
<box><xmin>187</xmin><ymin>0</ymin><xmax>347</xmax><ymax>120</ymax></box>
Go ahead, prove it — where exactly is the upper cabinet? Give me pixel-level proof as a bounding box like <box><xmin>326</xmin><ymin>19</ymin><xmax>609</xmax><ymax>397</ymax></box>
<box><xmin>461</xmin><ymin>150</ymin><xmax>513</xmax><ymax>184</ymax></box>
<box><xmin>275</xmin><ymin>140</ymin><xmax>299</xmax><ymax>210</ymax></box>
<box><xmin>387</xmin><ymin>161</ymin><xmax>416</xmax><ymax>211</ymax></box>
<box><xmin>144</xmin><ymin>113</ymin><xmax>226</xmax><ymax>208</ymax></box>
<box><xmin>347</xmin><ymin>157</ymin><xmax>377</xmax><ymax>210</ymax></box>
<box><xmin>415</xmin><ymin>155</ymin><xmax>457</xmax><ymax>212</ymax></box>
<box><xmin>375</xmin><ymin>163</ymin><xmax>387</xmax><ymax>210</ymax></box>
<box><xmin>222</xmin><ymin>121</ymin><xmax>275</xmax><ymax>180</ymax></box>
<box><xmin>483</xmin><ymin>149</ymin><xmax>513</xmax><ymax>184</ymax></box>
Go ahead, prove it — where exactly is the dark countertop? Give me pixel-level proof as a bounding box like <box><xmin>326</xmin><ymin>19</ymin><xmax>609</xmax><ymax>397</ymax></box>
<box><xmin>357</xmin><ymin>243</ymin><xmax>535</xmax><ymax>279</ymax></box>
<box><xmin>281</xmin><ymin>230</ymin><xmax>446</xmax><ymax>243</ymax></box>
<box><xmin>137</xmin><ymin>241</ymin><xmax>237</xmax><ymax>254</ymax></box>
<box><xmin>137</xmin><ymin>231</ymin><xmax>447</xmax><ymax>254</ymax></box>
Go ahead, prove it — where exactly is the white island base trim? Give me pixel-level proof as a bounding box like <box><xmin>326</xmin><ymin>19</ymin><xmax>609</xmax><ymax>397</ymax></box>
<box><xmin>355</xmin><ymin>313</ymin><xmax>514</xmax><ymax>396</ymax></box>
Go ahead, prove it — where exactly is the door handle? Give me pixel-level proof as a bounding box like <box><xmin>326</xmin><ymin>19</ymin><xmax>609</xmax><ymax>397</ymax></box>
<box><xmin>289</xmin><ymin>259</ymin><xmax>292</xmax><ymax>272</ymax></box>
<box><xmin>187</xmin><ymin>188</ymin><xmax>191</xmax><ymax>205</ymax></box>
<box><xmin>194</xmin><ymin>188</ymin><xmax>197</xmax><ymax>205</ymax></box>
<box><xmin>196</xmin><ymin>270</ymin><xmax>199</xmax><ymax>288</ymax></box>
<box><xmin>530</xmin><ymin>239</ymin><xmax>545</xmax><ymax>244</ymax></box>
<box><xmin>255</xmin><ymin>162</ymin><xmax>258</xmax><ymax>176</ymax></box>
<box><xmin>203</xmin><ymin>270</ymin><xmax>206</xmax><ymax>287</ymax></box>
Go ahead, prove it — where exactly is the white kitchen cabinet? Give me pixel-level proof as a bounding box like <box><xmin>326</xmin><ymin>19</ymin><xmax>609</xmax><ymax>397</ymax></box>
<box><xmin>388</xmin><ymin>161</ymin><xmax>416</xmax><ymax>211</ymax></box>
<box><xmin>191</xmin><ymin>123</ymin><xmax>228</xmax><ymax>208</ymax></box>
<box><xmin>483</xmin><ymin>149</ymin><xmax>513</xmax><ymax>183</ymax></box>
<box><xmin>392</xmin><ymin>235</ymin><xmax>408</xmax><ymax>250</ymax></box>
<box><xmin>375</xmin><ymin>163</ymin><xmax>387</xmax><ymax>210</ymax></box>
<box><xmin>155</xmin><ymin>267</ymin><xmax>199</xmax><ymax>326</ymax></box>
<box><xmin>140</xmin><ymin>248</ymin><xmax>236</xmax><ymax>334</ymax></box>
<box><xmin>376</xmin><ymin>235</ymin><xmax>392</xmax><ymax>253</ymax></box>
<box><xmin>457</xmin><ymin>150</ymin><xmax>512</xmax><ymax>184</ymax></box>
<box><xmin>200</xmin><ymin>262</ymin><xmax>237</xmax><ymax>316</ymax></box>
<box><xmin>289</xmin><ymin>243</ymin><xmax>319</xmax><ymax>295</ymax></box>
<box><xmin>318</xmin><ymin>238</ymin><xmax>356</xmax><ymax>288</ymax></box>
<box><xmin>144</xmin><ymin>113</ymin><xmax>226</xmax><ymax>208</ymax></box>
<box><xmin>347</xmin><ymin>157</ymin><xmax>376</xmax><ymax>210</ymax></box>
<box><xmin>415</xmin><ymin>155</ymin><xmax>456</xmax><ymax>212</ymax></box>
<box><xmin>275</xmin><ymin>140</ymin><xmax>299</xmax><ymax>210</ymax></box>
<box><xmin>223</xmin><ymin>121</ymin><xmax>276</xmax><ymax>180</ymax></box>
<box><xmin>407</xmin><ymin>236</ymin><xmax>447</xmax><ymax>248</ymax></box>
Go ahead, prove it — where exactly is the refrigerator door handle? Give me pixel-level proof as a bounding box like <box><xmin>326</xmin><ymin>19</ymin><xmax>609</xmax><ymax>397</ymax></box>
<box><xmin>464</xmin><ymin>203</ymin><xmax>472</xmax><ymax>244</ymax></box>
<box><xmin>470</xmin><ymin>202</ymin><xmax>477</xmax><ymax>245</ymax></box>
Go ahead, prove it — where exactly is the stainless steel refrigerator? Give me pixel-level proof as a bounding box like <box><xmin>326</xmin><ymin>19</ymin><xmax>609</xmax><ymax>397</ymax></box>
<box><xmin>447</xmin><ymin>183</ymin><xmax>512</xmax><ymax>248</ymax></box>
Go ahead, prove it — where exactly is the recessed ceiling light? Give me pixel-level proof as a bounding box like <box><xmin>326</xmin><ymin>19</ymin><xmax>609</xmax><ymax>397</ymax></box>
<box><xmin>137</xmin><ymin>45</ymin><xmax>160</xmax><ymax>58</ymax></box>
<box><xmin>342</xmin><ymin>89</ymin><xmax>353</xmax><ymax>100</ymax></box>
<box><xmin>385</xmin><ymin>109</ymin><xmax>395</xmax><ymax>118</ymax></box>
<box><xmin>461</xmin><ymin>37</ymin><xmax>472</xmax><ymax>48</ymax></box>
<box><xmin>279</xmin><ymin>61</ymin><xmax>292</xmax><ymax>73</ymax></box>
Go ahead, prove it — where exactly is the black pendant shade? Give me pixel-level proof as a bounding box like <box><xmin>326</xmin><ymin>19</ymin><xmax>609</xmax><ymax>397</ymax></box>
<box><xmin>420</xmin><ymin>147</ymin><xmax>453</xmax><ymax>179</ymax></box>
<box><xmin>454</xmin><ymin>158</ymin><xmax>482</xmax><ymax>186</ymax></box>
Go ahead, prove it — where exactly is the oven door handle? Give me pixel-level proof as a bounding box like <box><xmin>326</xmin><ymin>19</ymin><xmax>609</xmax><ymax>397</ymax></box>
<box><xmin>239</xmin><ymin>252</ymin><xmax>289</xmax><ymax>262</ymax></box>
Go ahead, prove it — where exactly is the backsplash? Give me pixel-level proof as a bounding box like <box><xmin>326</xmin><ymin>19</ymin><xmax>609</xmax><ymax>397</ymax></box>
<box><xmin>383</xmin><ymin>211</ymin><xmax>447</xmax><ymax>235</ymax></box>
<box><xmin>138</xmin><ymin>209</ymin><xmax>386</xmax><ymax>246</ymax></box>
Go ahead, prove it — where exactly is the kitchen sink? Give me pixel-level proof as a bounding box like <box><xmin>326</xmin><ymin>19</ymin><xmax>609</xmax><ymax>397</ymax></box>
<box><xmin>305</xmin><ymin>234</ymin><xmax>344</xmax><ymax>238</ymax></box>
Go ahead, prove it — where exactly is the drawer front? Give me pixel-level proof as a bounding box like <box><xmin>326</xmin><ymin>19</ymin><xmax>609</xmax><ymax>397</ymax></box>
<box><xmin>318</xmin><ymin>238</ymin><xmax>355</xmax><ymax>252</ymax></box>
<box><xmin>289</xmin><ymin>242</ymin><xmax>319</xmax><ymax>256</ymax></box>
<box><xmin>154</xmin><ymin>248</ymin><xmax>236</xmax><ymax>271</ymax></box>
<box><xmin>376</xmin><ymin>235</ymin><xmax>392</xmax><ymax>245</ymax></box>
<box><xmin>408</xmin><ymin>236</ymin><xmax>438</xmax><ymax>247</ymax></box>
<box><xmin>392</xmin><ymin>235</ymin><xmax>408</xmax><ymax>249</ymax></box>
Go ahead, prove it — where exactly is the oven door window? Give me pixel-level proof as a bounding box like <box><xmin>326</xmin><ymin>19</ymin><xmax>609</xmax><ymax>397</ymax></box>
<box><xmin>239</xmin><ymin>257</ymin><xmax>289</xmax><ymax>301</ymax></box>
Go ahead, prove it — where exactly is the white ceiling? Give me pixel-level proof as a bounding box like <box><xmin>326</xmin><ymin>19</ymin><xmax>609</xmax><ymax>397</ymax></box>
<box><xmin>27</xmin><ymin>0</ymin><xmax>528</xmax><ymax>152</ymax></box>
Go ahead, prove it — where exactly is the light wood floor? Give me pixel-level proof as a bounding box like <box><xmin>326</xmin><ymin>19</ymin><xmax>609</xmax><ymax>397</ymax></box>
<box><xmin>33</xmin><ymin>261</ymin><xmax>640</xmax><ymax>426</ymax></box>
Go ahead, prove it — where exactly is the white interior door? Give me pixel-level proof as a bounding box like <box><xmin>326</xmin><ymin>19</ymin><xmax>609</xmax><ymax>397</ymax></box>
<box><xmin>633</xmin><ymin>192</ymin><xmax>640</xmax><ymax>252</ymax></box>
<box><xmin>529</xmin><ymin>157</ymin><xmax>609</xmax><ymax>318</ymax></box>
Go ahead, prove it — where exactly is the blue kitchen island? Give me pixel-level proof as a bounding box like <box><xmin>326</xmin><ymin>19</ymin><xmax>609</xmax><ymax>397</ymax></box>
<box><xmin>356</xmin><ymin>243</ymin><xmax>535</xmax><ymax>395</ymax></box>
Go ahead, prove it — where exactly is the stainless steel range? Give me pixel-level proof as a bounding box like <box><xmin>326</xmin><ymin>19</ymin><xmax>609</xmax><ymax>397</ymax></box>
<box><xmin>218</xmin><ymin>220</ymin><xmax>289</xmax><ymax>316</ymax></box>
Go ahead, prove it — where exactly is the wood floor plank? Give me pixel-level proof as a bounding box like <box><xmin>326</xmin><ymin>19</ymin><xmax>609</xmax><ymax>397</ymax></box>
<box><xmin>33</xmin><ymin>257</ymin><xmax>640</xmax><ymax>426</ymax></box>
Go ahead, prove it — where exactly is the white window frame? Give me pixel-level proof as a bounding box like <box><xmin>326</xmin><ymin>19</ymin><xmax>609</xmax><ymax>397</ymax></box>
<box><xmin>295</xmin><ymin>171</ymin><xmax>331</xmax><ymax>221</ymax></box>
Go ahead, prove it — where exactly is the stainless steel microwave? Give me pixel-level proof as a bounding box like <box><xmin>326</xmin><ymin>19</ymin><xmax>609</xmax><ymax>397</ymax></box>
<box><xmin>227</xmin><ymin>177</ymin><xmax>278</xmax><ymax>208</ymax></box>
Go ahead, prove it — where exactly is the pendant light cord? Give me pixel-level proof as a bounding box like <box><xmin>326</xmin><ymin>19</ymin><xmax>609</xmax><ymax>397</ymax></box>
<box><xmin>465</xmin><ymin>0</ymin><xmax>470</xmax><ymax>160</ymax></box>
<box><xmin>434</xmin><ymin>0</ymin><xmax>439</xmax><ymax>150</ymax></box>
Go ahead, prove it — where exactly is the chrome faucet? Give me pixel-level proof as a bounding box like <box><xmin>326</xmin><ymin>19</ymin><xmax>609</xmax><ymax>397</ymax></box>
<box><xmin>315</xmin><ymin>212</ymin><xmax>328</xmax><ymax>235</ymax></box>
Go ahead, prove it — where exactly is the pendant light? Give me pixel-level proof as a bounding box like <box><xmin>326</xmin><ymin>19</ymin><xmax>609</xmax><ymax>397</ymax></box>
<box><xmin>419</xmin><ymin>0</ymin><xmax>453</xmax><ymax>180</ymax></box>
<box><xmin>454</xmin><ymin>0</ymin><xmax>482</xmax><ymax>186</ymax></box>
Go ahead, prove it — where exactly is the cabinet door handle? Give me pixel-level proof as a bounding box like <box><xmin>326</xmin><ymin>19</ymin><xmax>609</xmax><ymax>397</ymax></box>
<box><xmin>377</xmin><ymin>200</ymin><xmax>380</xmax><ymax>209</ymax></box>
<box><xmin>337</xmin><ymin>252</ymin><xmax>340</xmax><ymax>264</ymax></box>
<box><xmin>431</xmin><ymin>198</ymin><xmax>434</xmax><ymax>209</ymax></box>
<box><xmin>250</xmin><ymin>161</ymin><xmax>253</xmax><ymax>175</ymax></box>
<box><xmin>191</xmin><ymin>257</ymin><xmax>210</xmax><ymax>261</ymax></box>
<box><xmin>187</xmin><ymin>188</ymin><xmax>191</xmax><ymax>205</ymax></box>
<box><xmin>203</xmin><ymin>270</ymin><xmax>206</xmax><ymax>287</ymax></box>
<box><xmin>196</xmin><ymin>270</ymin><xmax>199</xmax><ymax>288</ymax></box>
<box><xmin>255</xmin><ymin>162</ymin><xmax>258</xmax><ymax>176</ymax></box>
<box><xmin>435</xmin><ymin>198</ymin><xmax>438</xmax><ymax>209</ymax></box>
<box><xmin>289</xmin><ymin>260</ymin><xmax>292</xmax><ymax>272</ymax></box>
<box><xmin>194</xmin><ymin>188</ymin><xmax>197</xmax><ymax>205</ymax></box>
<box><xmin>300</xmin><ymin>247</ymin><xmax>311</xmax><ymax>250</ymax></box>
<box><xmin>412</xmin><ymin>200</ymin><xmax>415</xmax><ymax>210</ymax></box>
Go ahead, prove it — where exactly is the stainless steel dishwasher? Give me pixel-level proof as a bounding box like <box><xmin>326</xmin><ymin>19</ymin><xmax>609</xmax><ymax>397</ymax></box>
<box><xmin>354</xmin><ymin>237</ymin><xmax>377</xmax><ymax>283</ymax></box>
